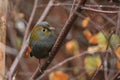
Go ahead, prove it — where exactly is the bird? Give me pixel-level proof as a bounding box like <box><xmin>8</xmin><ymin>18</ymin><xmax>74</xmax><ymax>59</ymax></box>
<box><xmin>26</xmin><ymin>22</ymin><xmax>57</xmax><ymax>62</ymax></box>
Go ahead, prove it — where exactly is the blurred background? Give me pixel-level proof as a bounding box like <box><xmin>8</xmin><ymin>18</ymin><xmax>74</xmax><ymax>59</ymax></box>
<box><xmin>5</xmin><ymin>0</ymin><xmax>120</xmax><ymax>80</ymax></box>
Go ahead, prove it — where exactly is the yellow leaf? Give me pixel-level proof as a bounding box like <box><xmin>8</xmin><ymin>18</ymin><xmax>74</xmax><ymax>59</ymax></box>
<box><xmin>97</xmin><ymin>32</ymin><xmax>107</xmax><ymax>47</ymax></box>
<box><xmin>49</xmin><ymin>71</ymin><xmax>69</xmax><ymax>80</ymax></box>
<box><xmin>84</xmin><ymin>55</ymin><xmax>101</xmax><ymax>76</ymax></box>
<box><xmin>82</xmin><ymin>17</ymin><xmax>90</xmax><ymax>28</ymax></box>
<box><xmin>65</xmin><ymin>40</ymin><xmax>79</xmax><ymax>55</ymax></box>
<box><xmin>110</xmin><ymin>34</ymin><xmax>120</xmax><ymax>48</ymax></box>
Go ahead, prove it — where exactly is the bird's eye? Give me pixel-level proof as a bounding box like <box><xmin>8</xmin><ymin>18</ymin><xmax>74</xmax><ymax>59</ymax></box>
<box><xmin>42</xmin><ymin>28</ymin><xmax>47</xmax><ymax>32</ymax></box>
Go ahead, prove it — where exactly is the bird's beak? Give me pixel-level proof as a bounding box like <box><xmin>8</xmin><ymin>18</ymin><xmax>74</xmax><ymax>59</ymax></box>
<box><xmin>49</xmin><ymin>27</ymin><xmax>55</xmax><ymax>30</ymax></box>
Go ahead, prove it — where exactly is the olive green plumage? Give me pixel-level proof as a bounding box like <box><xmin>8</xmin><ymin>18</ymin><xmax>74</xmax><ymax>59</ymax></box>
<box><xmin>28</xmin><ymin>22</ymin><xmax>57</xmax><ymax>59</ymax></box>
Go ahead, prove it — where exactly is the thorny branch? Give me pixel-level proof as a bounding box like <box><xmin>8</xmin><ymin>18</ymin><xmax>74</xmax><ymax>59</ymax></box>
<box><xmin>30</xmin><ymin>0</ymin><xmax>87</xmax><ymax>79</ymax></box>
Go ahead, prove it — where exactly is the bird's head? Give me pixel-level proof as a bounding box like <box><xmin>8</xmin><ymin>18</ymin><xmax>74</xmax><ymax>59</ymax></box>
<box><xmin>30</xmin><ymin>22</ymin><xmax>55</xmax><ymax>41</ymax></box>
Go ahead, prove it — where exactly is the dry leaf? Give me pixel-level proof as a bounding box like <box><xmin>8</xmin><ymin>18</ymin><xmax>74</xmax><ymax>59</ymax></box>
<box><xmin>49</xmin><ymin>71</ymin><xmax>69</xmax><ymax>80</ymax></box>
<box><xmin>115</xmin><ymin>47</ymin><xmax>120</xmax><ymax>59</ymax></box>
<box><xmin>82</xmin><ymin>17</ymin><xmax>90</xmax><ymax>28</ymax></box>
<box><xmin>65</xmin><ymin>40</ymin><xmax>79</xmax><ymax>55</ymax></box>
<box><xmin>89</xmin><ymin>35</ymin><xmax>98</xmax><ymax>44</ymax></box>
<box><xmin>83</xmin><ymin>29</ymin><xmax>92</xmax><ymax>41</ymax></box>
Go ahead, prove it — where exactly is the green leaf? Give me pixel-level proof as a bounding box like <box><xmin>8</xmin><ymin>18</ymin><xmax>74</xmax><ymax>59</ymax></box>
<box><xmin>84</xmin><ymin>55</ymin><xmax>101</xmax><ymax>76</ymax></box>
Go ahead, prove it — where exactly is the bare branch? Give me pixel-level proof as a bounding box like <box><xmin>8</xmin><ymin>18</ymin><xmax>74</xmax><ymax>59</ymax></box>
<box><xmin>22</xmin><ymin>0</ymin><xmax>39</xmax><ymax>46</ymax></box>
<box><xmin>69</xmin><ymin>0</ymin><xmax>76</xmax><ymax>16</ymax></box>
<box><xmin>111</xmin><ymin>71</ymin><xmax>120</xmax><ymax>80</ymax></box>
<box><xmin>116</xmin><ymin>10</ymin><xmax>120</xmax><ymax>36</ymax></box>
<box><xmin>36</xmin><ymin>0</ymin><xmax>55</xmax><ymax>24</ymax></box>
<box><xmin>7</xmin><ymin>0</ymin><xmax>39</xmax><ymax>79</ymax></box>
<box><xmin>81</xmin><ymin>6</ymin><xmax>119</xmax><ymax>14</ymax></box>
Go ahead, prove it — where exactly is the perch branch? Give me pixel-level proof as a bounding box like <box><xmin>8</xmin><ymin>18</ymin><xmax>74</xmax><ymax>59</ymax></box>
<box><xmin>30</xmin><ymin>0</ymin><xmax>87</xmax><ymax>79</ymax></box>
<box><xmin>37</xmin><ymin>52</ymin><xmax>88</xmax><ymax>80</ymax></box>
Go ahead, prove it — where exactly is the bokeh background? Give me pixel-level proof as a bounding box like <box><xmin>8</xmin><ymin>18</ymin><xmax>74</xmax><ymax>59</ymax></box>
<box><xmin>6</xmin><ymin>0</ymin><xmax>120</xmax><ymax>80</ymax></box>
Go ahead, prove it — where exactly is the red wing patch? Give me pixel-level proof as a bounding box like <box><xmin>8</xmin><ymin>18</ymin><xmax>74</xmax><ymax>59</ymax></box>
<box><xmin>25</xmin><ymin>46</ymin><xmax>32</xmax><ymax>57</ymax></box>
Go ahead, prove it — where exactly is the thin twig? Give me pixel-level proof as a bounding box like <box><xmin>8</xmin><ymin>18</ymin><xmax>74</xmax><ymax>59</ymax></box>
<box><xmin>37</xmin><ymin>52</ymin><xmax>88</xmax><ymax>80</ymax></box>
<box><xmin>81</xmin><ymin>6</ymin><xmax>119</xmax><ymax>14</ymax></box>
<box><xmin>7</xmin><ymin>22</ymin><xmax>17</xmax><ymax>48</ymax></box>
<box><xmin>69</xmin><ymin>0</ymin><xmax>76</xmax><ymax>16</ymax></box>
<box><xmin>90</xmin><ymin>28</ymin><xmax>114</xmax><ymax>80</ymax></box>
<box><xmin>30</xmin><ymin>0</ymin><xmax>87</xmax><ymax>79</ymax></box>
<box><xmin>61</xmin><ymin>4</ymin><xmax>106</xmax><ymax>35</ymax></box>
<box><xmin>116</xmin><ymin>10</ymin><xmax>120</xmax><ymax>35</ymax></box>
<box><xmin>84</xmin><ymin>4</ymin><xmax>120</xmax><ymax>9</ymax></box>
<box><xmin>6</xmin><ymin>46</ymin><xmax>18</xmax><ymax>56</ymax></box>
<box><xmin>101</xmin><ymin>15</ymin><xmax>117</xmax><ymax>29</ymax></box>
<box><xmin>38</xmin><ymin>3</ymin><xmax>119</xmax><ymax>14</ymax></box>
<box><xmin>36</xmin><ymin>0</ymin><xmax>55</xmax><ymax>24</ymax></box>
<box><xmin>7</xmin><ymin>42</ymin><xmax>28</xmax><ymax>80</ymax></box>
<box><xmin>22</xmin><ymin>0</ymin><xmax>39</xmax><ymax>46</ymax></box>
<box><xmin>103</xmin><ymin>15</ymin><xmax>117</xmax><ymax>80</ymax></box>
<box><xmin>38</xmin><ymin>3</ymin><xmax>120</xmax><ymax>9</ymax></box>
<box><xmin>7</xmin><ymin>0</ymin><xmax>39</xmax><ymax>79</ymax></box>
<box><xmin>111</xmin><ymin>71</ymin><xmax>120</xmax><ymax>80</ymax></box>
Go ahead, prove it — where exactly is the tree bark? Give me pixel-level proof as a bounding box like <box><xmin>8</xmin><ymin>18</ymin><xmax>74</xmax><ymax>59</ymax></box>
<box><xmin>0</xmin><ymin>0</ymin><xmax>7</xmax><ymax>80</ymax></box>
